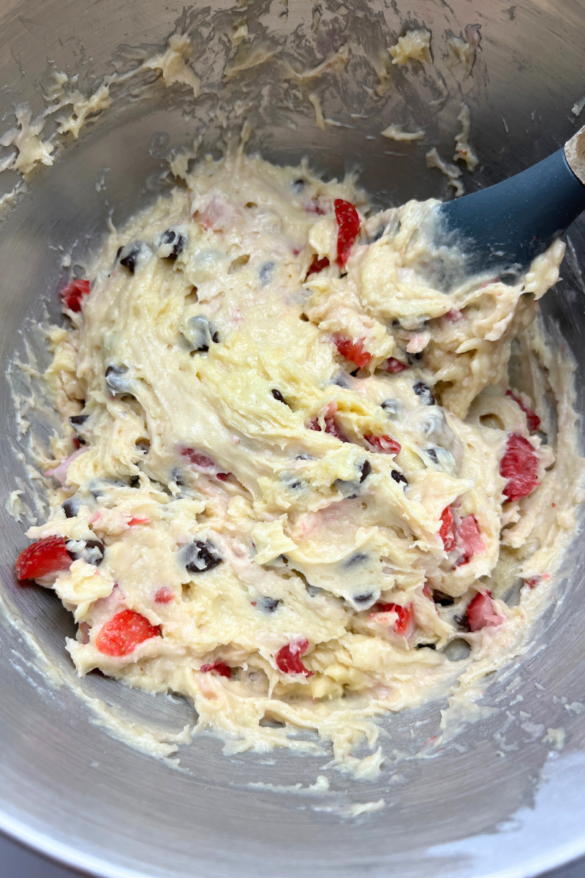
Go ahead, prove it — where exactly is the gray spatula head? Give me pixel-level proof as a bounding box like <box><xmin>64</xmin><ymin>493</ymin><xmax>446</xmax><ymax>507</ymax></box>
<box><xmin>430</xmin><ymin>126</ymin><xmax>585</xmax><ymax>288</ymax></box>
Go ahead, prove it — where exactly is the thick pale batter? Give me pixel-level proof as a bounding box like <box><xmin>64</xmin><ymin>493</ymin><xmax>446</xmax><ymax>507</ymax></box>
<box><xmin>13</xmin><ymin>151</ymin><xmax>581</xmax><ymax>771</ymax></box>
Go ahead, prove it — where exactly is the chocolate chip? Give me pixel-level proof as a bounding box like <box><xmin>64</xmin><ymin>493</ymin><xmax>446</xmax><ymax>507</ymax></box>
<box><xmin>344</xmin><ymin>552</ymin><xmax>368</xmax><ymax>567</ymax></box>
<box><xmin>183</xmin><ymin>540</ymin><xmax>222</xmax><ymax>574</ymax></box>
<box><xmin>62</xmin><ymin>497</ymin><xmax>81</xmax><ymax>518</ymax></box>
<box><xmin>67</xmin><ymin>538</ymin><xmax>105</xmax><ymax>566</ymax></box>
<box><xmin>381</xmin><ymin>399</ymin><xmax>401</xmax><ymax>417</ymax></box>
<box><xmin>426</xmin><ymin>447</ymin><xmax>438</xmax><ymax>464</ymax></box>
<box><xmin>454</xmin><ymin>613</ymin><xmax>471</xmax><ymax>632</ymax></box>
<box><xmin>359</xmin><ymin>460</ymin><xmax>372</xmax><ymax>482</ymax></box>
<box><xmin>432</xmin><ymin>590</ymin><xmax>455</xmax><ymax>606</ymax></box>
<box><xmin>105</xmin><ymin>365</ymin><xmax>132</xmax><ymax>395</ymax></box>
<box><xmin>416</xmin><ymin>643</ymin><xmax>437</xmax><ymax>650</ymax></box>
<box><xmin>260</xmin><ymin>597</ymin><xmax>281</xmax><ymax>612</ymax></box>
<box><xmin>75</xmin><ymin>436</ymin><xmax>87</xmax><ymax>445</ymax></box>
<box><xmin>271</xmin><ymin>389</ymin><xmax>286</xmax><ymax>404</ymax></box>
<box><xmin>161</xmin><ymin>229</ymin><xmax>186</xmax><ymax>259</ymax></box>
<box><xmin>69</xmin><ymin>414</ymin><xmax>88</xmax><ymax>427</ymax></box>
<box><xmin>353</xmin><ymin>592</ymin><xmax>374</xmax><ymax>605</ymax></box>
<box><xmin>119</xmin><ymin>242</ymin><xmax>142</xmax><ymax>274</ymax></box>
<box><xmin>129</xmin><ymin>475</ymin><xmax>141</xmax><ymax>488</ymax></box>
<box><xmin>183</xmin><ymin>316</ymin><xmax>218</xmax><ymax>353</ymax></box>
<box><xmin>391</xmin><ymin>470</ymin><xmax>408</xmax><ymax>485</ymax></box>
<box><xmin>413</xmin><ymin>381</ymin><xmax>435</xmax><ymax>406</ymax></box>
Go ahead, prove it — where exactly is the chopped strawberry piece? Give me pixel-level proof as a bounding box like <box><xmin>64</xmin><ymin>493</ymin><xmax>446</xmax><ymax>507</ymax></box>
<box><xmin>308</xmin><ymin>406</ymin><xmax>348</xmax><ymax>442</ymax></box>
<box><xmin>306</xmin><ymin>255</ymin><xmax>330</xmax><ymax>278</ymax></box>
<box><xmin>373</xmin><ymin>602</ymin><xmax>414</xmax><ymax>638</ymax></box>
<box><xmin>154</xmin><ymin>587</ymin><xmax>174</xmax><ymax>604</ymax></box>
<box><xmin>455</xmin><ymin>515</ymin><xmax>484</xmax><ymax>566</ymax></box>
<box><xmin>128</xmin><ymin>516</ymin><xmax>150</xmax><ymax>526</ymax></box>
<box><xmin>333</xmin><ymin>335</ymin><xmax>372</xmax><ymax>369</ymax></box>
<box><xmin>386</xmin><ymin>357</ymin><xmax>408</xmax><ymax>373</ymax></box>
<box><xmin>275</xmin><ymin>638</ymin><xmax>313</xmax><ymax>676</ymax></box>
<box><xmin>500</xmin><ymin>433</ymin><xmax>540</xmax><ymax>501</ymax></box>
<box><xmin>525</xmin><ymin>576</ymin><xmax>540</xmax><ymax>589</ymax></box>
<box><xmin>180</xmin><ymin>447</ymin><xmax>215</xmax><ymax>469</ymax></box>
<box><xmin>95</xmin><ymin>609</ymin><xmax>161</xmax><ymax>657</ymax></box>
<box><xmin>60</xmin><ymin>278</ymin><xmax>90</xmax><ymax>313</ymax></box>
<box><xmin>334</xmin><ymin>199</ymin><xmax>360</xmax><ymax>267</ymax></box>
<box><xmin>216</xmin><ymin>472</ymin><xmax>230</xmax><ymax>481</ymax></box>
<box><xmin>364</xmin><ymin>434</ymin><xmax>401</xmax><ymax>456</ymax></box>
<box><xmin>506</xmin><ymin>390</ymin><xmax>541</xmax><ymax>433</ymax></box>
<box><xmin>466</xmin><ymin>591</ymin><xmax>504</xmax><ymax>632</ymax></box>
<box><xmin>445</xmin><ymin>308</ymin><xmax>464</xmax><ymax>322</ymax></box>
<box><xmin>200</xmin><ymin>660</ymin><xmax>232</xmax><ymax>678</ymax></box>
<box><xmin>15</xmin><ymin>536</ymin><xmax>72</xmax><ymax>581</ymax></box>
<box><xmin>439</xmin><ymin>507</ymin><xmax>456</xmax><ymax>551</ymax></box>
<box><xmin>306</xmin><ymin>200</ymin><xmax>325</xmax><ymax>216</ymax></box>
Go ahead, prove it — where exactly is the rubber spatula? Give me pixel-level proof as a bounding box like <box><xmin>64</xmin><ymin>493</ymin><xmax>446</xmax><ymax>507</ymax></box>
<box><xmin>431</xmin><ymin>125</ymin><xmax>585</xmax><ymax>287</ymax></box>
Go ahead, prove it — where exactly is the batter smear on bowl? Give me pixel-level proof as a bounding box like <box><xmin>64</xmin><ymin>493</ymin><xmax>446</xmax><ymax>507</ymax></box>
<box><xmin>14</xmin><ymin>151</ymin><xmax>583</xmax><ymax>772</ymax></box>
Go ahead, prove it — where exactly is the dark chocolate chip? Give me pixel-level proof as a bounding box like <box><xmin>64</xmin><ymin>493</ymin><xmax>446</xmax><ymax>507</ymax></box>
<box><xmin>381</xmin><ymin>399</ymin><xmax>401</xmax><ymax>417</ymax></box>
<box><xmin>344</xmin><ymin>552</ymin><xmax>368</xmax><ymax>567</ymax></box>
<box><xmin>75</xmin><ymin>436</ymin><xmax>87</xmax><ymax>445</ymax></box>
<box><xmin>161</xmin><ymin>229</ymin><xmax>186</xmax><ymax>259</ymax></box>
<box><xmin>416</xmin><ymin>643</ymin><xmax>437</xmax><ymax>650</ymax></box>
<box><xmin>454</xmin><ymin>613</ymin><xmax>471</xmax><ymax>632</ymax></box>
<box><xmin>62</xmin><ymin>497</ymin><xmax>80</xmax><ymax>518</ymax></box>
<box><xmin>69</xmin><ymin>414</ymin><xmax>88</xmax><ymax>427</ymax></box>
<box><xmin>67</xmin><ymin>538</ymin><xmax>105</xmax><ymax>566</ymax></box>
<box><xmin>184</xmin><ymin>316</ymin><xmax>218</xmax><ymax>353</ymax></box>
<box><xmin>353</xmin><ymin>592</ymin><xmax>374</xmax><ymax>605</ymax></box>
<box><xmin>432</xmin><ymin>590</ymin><xmax>455</xmax><ymax>606</ymax></box>
<box><xmin>105</xmin><ymin>365</ymin><xmax>132</xmax><ymax>395</ymax></box>
<box><xmin>391</xmin><ymin>469</ymin><xmax>408</xmax><ymax>485</ymax></box>
<box><xmin>359</xmin><ymin>460</ymin><xmax>372</xmax><ymax>482</ymax></box>
<box><xmin>426</xmin><ymin>447</ymin><xmax>438</xmax><ymax>464</ymax></box>
<box><xmin>413</xmin><ymin>381</ymin><xmax>435</xmax><ymax>406</ymax></box>
<box><xmin>183</xmin><ymin>540</ymin><xmax>222</xmax><ymax>574</ymax></box>
<box><xmin>271</xmin><ymin>389</ymin><xmax>286</xmax><ymax>404</ymax></box>
<box><xmin>129</xmin><ymin>475</ymin><xmax>141</xmax><ymax>488</ymax></box>
<box><xmin>260</xmin><ymin>596</ymin><xmax>281</xmax><ymax>612</ymax></box>
<box><xmin>119</xmin><ymin>242</ymin><xmax>142</xmax><ymax>274</ymax></box>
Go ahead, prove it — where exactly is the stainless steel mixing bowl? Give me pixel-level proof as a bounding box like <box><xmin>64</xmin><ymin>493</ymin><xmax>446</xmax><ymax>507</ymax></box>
<box><xmin>1</xmin><ymin>1</ymin><xmax>585</xmax><ymax>876</ymax></box>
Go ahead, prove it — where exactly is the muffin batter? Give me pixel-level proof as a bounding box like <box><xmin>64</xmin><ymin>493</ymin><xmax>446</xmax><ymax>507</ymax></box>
<box><xmin>13</xmin><ymin>151</ymin><xmax>578</xmax><ymax>769</ymax></box>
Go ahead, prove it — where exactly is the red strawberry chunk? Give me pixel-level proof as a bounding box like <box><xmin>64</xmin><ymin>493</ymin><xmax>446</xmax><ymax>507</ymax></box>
<box><xmin>500</xmin><ymin>433</ymin><xmax>540</xmax><ymax>501</ymax></box>
<box><xmin>200</xmin><ymin>660</ymin><xmax>232</xmax><ymax>678</ymax></box>
<box><xmin>373</xmin><ymin>602</ymin><xmax>414</xmax><ymax>637</ymax></box>
<box><xmin>275</xmin><ymin>638</ymin><xmax>313</xmax><ymax>676</ymax></box>
<box><xmin>506</xmin><ymin>390</ymin><xmax>541</xmax><ymax>433</ymax></box>
<box><xmin>334</xmin><ymin>199</ymin><xmax>360</xmax><ymax>267</ymax></box>
<box><xmin>455</xmin><ymin>515</ymin><xmax>484</xmax><ymax>566</ymax></box>
<box><xmin>333</xmin><ymin>335</ymin><xmax>372</xmax><ymax>369</ymax></box>
<box><xmin>466</xmin><ymin>591</ymin><xmax>504</xmax><ymax>632</ymax></box>
<box><xmin>60</xmin><ymin>279</ymin><xmax>90</xmax><ymax>313</ymax></box>
<box><xmin>180</xmin><ymin>447</ymin><xmax>216</xmax><ymax>469</ymax></box>
<box><xmin>216</xmin><ymin>472</ymin><xmax>230</xmax><ymax>482</ymax></box>
<box><xmin>306</xmin><ymin>255</ymin><xmax>330</xmax><ymax>278</ymax></box>
<box><xmin>308</xmin><ymin>405</ymin><xmax>348</xmax><ymax>442</ymax></box>
<box><xmin>364</xmin><ymin>434</ymin><xmax>401</xmax><ymax>456</ymax></box>
<box><xmin>445</xmin><ymin>308</ymin><xmax>464</xmax><ymax>322</ymax></box>
<box><xmin>15</xmin><ymin>536</ymin><xmax>72</xmax><ymax>581</ymax></box>
<box><xmin>439</xmin><ymin>507</ymin><xmax>456</xmax><ymax>551</ymax></box>
<box><xmin>95</xmin><ymin>609</ymin><xmax>161</xmax><ymax>657</ymax></box>
<box><xmin>154</xmin><ymin>587</ymin><xmax>174</xmax><ymax>604</ymax></box>
<box><xmin>386</xmin><ymin>357</ymin><xmax>408</xmax><ymax>373</ymax></box>
<box><xmin>128</xmin><ymin>516</ymin><xmax>150</xmax><ymax>526</ymax></box>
